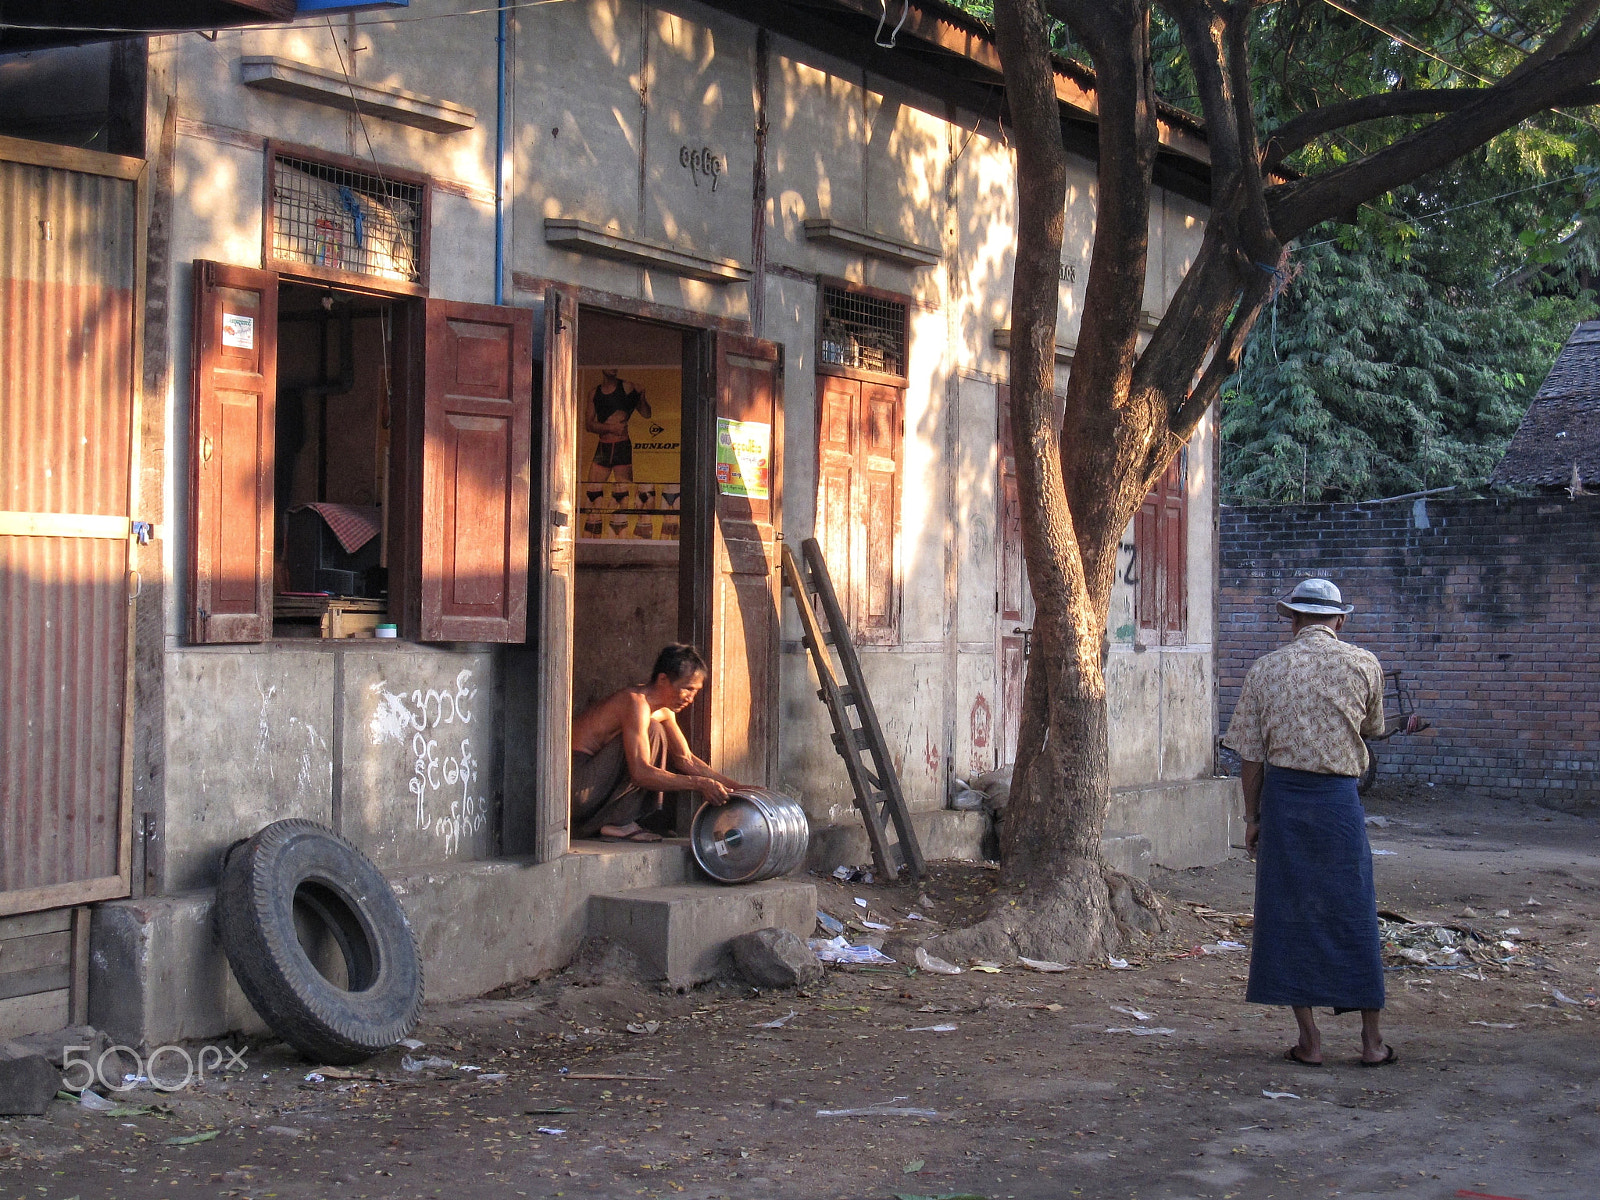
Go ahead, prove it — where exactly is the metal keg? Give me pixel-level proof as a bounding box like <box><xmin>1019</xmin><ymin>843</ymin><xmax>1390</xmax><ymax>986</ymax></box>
<box><xmin>690</xmin><ymin>787</ymin><xmax>810</xmax><ymax>884</ymax></box>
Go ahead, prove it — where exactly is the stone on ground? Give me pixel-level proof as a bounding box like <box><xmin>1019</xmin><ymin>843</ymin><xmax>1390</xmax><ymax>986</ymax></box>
<box><xmin>729</xmin><ymin>927</ymin><xmax>822</xmax><ymax>989</ymax></box>
<box><xmin>0</xmin><ymin>1043</ymin><xmax>62</xmax><ymax>1116</ymax></box>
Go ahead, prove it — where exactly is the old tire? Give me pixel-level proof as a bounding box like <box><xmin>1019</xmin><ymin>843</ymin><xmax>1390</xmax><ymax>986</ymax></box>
<box><xmin>218</xmin><ymin>819</ymin><xmax>423</xmax><ymax>1065</ymax></box>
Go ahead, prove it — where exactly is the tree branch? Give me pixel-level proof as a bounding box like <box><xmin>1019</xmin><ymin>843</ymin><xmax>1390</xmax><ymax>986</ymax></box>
<box><xmin>1264</xmin><ymin>82</ymin><xmax>1600</xmax><ymax>169</ymax></box>
<box><xmin>1268</xmin><ymin>27</ymin><xmax>1600</xmax><ymax>239</ymax></box>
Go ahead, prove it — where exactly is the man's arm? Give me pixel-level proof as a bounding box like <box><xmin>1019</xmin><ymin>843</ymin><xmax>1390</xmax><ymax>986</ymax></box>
<box><xmin>1241</xmin><ymin>759</ymin><xmax>1264</xmax><ymax>856</ymax></box>
<box><xmin>583</xmin><ymin>394</ymin><xmax>608</xmax><ymax>436</ymax></box>
<box><xmin>1360</xmin><ymin>659</ymin><xmax>1386</xmax><ymax>738</ymax></box>
<box><xmin>635</xmin><ymin>388</ymin><xmax>651</xmax><ymax>419</ymax></box>
<box><xmin>656</xmin><ymin>712</ymin><xmax>741</xmax><ymax>794</ymax></box>
<box><xmin>619</xmin><ymin>696</ymin><xmax>731</xmax><ymax>801</ymax></box>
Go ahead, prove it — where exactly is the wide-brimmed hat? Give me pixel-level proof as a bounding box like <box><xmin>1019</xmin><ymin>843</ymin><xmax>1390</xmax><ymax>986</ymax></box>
<box><xmin>1276</xmin><ymin>577</ymin><xmax>1354</xmax><ymax>618</ymax></box>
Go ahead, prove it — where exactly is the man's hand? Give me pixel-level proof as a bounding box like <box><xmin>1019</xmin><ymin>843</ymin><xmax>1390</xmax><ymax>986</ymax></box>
<box><xmin>1245</xmin><ymin>820</ymin><xmax>1261</xmax><ymax>858</ymax></box>
<box><xmin>698</xmin><ymin>778</ymin><xmax>732</xmax><ymax>805</ymax></box>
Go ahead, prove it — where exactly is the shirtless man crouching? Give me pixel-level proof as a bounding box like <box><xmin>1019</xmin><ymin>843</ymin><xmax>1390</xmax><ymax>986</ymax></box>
<box><xmin>570</xmin><ymin>643</ymin><xmax>747</xmax><ymax>842</ymax></box>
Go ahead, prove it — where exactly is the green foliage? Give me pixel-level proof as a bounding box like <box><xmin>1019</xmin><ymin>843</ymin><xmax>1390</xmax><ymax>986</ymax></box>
<box><xmin>1220</xmin><ymin>236</ymin><xmax>1586</xmax><ymax>503</ymax></box>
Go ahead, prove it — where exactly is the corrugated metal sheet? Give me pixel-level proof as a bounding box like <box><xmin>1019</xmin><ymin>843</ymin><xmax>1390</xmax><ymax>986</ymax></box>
<box><xmin>0</xmin><ymin>155</ymin><xmax>137</xmax><ymax>903</ymax></box>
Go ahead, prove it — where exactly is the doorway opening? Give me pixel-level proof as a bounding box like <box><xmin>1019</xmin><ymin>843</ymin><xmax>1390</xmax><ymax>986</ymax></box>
<box><xmin>271</xmin><ymin>280</ymin><xmax>405</xmax><ymax>639</ymax></box>
<box><xmin>570</xmin><ymin>309</ymin><xmax>689</xmax><ymax>721</ymax></box>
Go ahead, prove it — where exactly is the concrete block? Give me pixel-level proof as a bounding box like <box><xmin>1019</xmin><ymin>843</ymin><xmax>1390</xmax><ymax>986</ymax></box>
<box><xmin>806</xmin><ymin>809</ymin><xmax>987</xmax><ymax>873</ymax></box>
<box><xmin>90</xmin><ymin>842</ymin><xmax>698</xmax><ymax>1049</ymax></box>
<box><xmin>0</xmin><ymin>1044</ymin><xmax>61</xmax><ymax>1116</ymax></box>
<box><xmin>1108</xmin><ymin>778</ymin><xmax>1243</xmax><ymax>869</ymax></box>
<box><xmin>1101</xmin><ymin>832</ymin><xmax>1153</xmax><ymax>880</ymax></box>
<box><xmin>588</xmin><ymin>880</ymin><xmax>817</xmax><ymax>990</ymax></box>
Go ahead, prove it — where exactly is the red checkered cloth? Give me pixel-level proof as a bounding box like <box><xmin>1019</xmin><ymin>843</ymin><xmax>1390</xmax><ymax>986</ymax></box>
<box><xmin>295</xmin><ymin>503</ymin><xmax>382</xmax><ymax>555</ymax></box>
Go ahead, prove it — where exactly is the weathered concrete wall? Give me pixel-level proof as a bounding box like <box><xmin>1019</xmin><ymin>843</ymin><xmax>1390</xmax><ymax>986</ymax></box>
<box><xmin>1219</xmin><ymin>496</ymin><xmax>1600</xmax><ymax>808</ymax></box>
<box><xmin>162</xmin><ymin>644</ymin><xmax>497</xmax><ymax>892</ymax></box>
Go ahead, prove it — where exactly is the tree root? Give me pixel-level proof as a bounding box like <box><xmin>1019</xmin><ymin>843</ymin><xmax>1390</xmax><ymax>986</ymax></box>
<box><xmin>924</xmin><ymin>856</ymin><xmax>1167</xmax><ymax>966</ymax></box>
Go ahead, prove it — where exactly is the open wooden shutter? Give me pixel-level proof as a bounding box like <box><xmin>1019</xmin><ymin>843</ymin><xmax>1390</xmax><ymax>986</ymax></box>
<box><xmin>417</xmin><ymin>299</ymin><xmax>533</xmax><ymax>642</ymax></box>
<box><xmin>815</xmin><ymin>375</ymin><xmax>856</xmax><ymax>615</ymax></box>
<box><xmin>857</xmin><ymin>382</ymin><xmax>902</xmax><ymax>644</ymax></box>
<box><xmin>685</xmin><ymin>333</ymin><xmax>783</xmax><ymax>785</ymax></box>
<box><xmin>189</xmin><ymin>261</ymin><xmax>277</xmax><ymax>644</ymax></box>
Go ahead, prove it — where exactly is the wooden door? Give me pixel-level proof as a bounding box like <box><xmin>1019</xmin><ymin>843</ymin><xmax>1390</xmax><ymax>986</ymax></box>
<box><xmin>0</xmin><ymin>140</ymin><xmax>143</xmax><ymax>916</ymax></box>
<box><xmin>996</xmin><ymin>390</ymin><xmax>1031</xmax><ymax>768</ymax></box>
<box><xmin>416</xmin><ymin>298</ymin><xmax>534</xmax><ymax>642</ymax></box>
<box><xmin>682</xmin><ymin>333</ymin><xmax>783</xmax><ymax>785</ymax></box>
<box><xmin>536</xmin><ymin>286</ymin><xmax>577</xmax><ymax>859</ymax></box>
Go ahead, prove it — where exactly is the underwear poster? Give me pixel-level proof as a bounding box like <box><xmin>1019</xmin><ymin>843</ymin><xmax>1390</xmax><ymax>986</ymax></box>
<box><xmin>576</xmin><ymin>365</ymin><xmax>683</xmax><ymax>541</ymax></box>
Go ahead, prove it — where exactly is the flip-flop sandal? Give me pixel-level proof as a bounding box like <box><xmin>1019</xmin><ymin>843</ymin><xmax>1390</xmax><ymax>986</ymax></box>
<box><xmin>1284</xmin><ymin>1046</ymin><xmax>1323</xmax><ymax>1067</ymax></box>
<box><xmin>1359</xmin><ymin>1045</ymin><xmax>1399</xmax><ymax>1067</ymax></box>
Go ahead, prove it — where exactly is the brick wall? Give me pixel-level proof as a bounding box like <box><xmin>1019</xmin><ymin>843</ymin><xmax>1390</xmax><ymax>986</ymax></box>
<box><xmin>1218</xmin><ymin>495</ymin><xmax>1600</xmax><ymax>808</ymax></box>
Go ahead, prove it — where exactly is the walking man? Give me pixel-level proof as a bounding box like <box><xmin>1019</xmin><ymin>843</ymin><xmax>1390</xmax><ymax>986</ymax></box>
<box><xmin>1223</xmin><ymin>578</ymin><xmax>1396</xmax><ymax>1067</ymax></box>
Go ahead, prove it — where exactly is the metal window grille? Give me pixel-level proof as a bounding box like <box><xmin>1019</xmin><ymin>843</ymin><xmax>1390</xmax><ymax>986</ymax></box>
<box><xmin>820</xmin><ymin>285</ymin><xmax>907</xmax><ymax>377</ymax></box>
<box><xmin>271</xmin><ymin>153</ymin><xmax>423</xmax><ymax>284</ymax></box>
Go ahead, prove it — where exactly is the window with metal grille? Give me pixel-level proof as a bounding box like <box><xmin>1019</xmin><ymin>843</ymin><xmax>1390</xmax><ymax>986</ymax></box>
<box><xmin>819</xmin><ymin>285</ymin><xmax>907</xmax><ymax>378</ymax></box>
<box><xmin>270</xmin><ymin>152</ymin><xmax>424</xmax><ymax>285</ymax></box>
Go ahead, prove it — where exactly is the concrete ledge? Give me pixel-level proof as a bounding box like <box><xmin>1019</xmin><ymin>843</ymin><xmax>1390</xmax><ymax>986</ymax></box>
<box><xmin>806</xmin><ymin>809</ymin><xmax>988</xmax><ymax>872</ymax></box>
<box><xmin>588</xmin><ymin>880</ymin><xmax>816</xmax><ymax>990</ymax></box>
<box><xmin>89</xmin><ymin>843</ymin><xmax>697</xmax><ymax>1050</ymax></box>
<box><xmin>1101</xmin><ymin>832</ymin><xmax>1153</xmax><ymax>879</ymax></box>
<box><xmin>1108</xmin><ymin>778</ymin><xmax>1243</xmax><ymax>869</ymax></box>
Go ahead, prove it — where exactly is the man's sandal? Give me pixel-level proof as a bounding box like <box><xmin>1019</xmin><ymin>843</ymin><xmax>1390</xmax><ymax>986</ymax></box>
<box><xmin>1359</xmin><ymin>1045</ymin><xmax>1399</xmax><ymax>1067</ymax></box>
<box><xmin>1283</xmin><ymin>1046</ymin><xmax>1323</xmax><ymax>1066</ymax></box>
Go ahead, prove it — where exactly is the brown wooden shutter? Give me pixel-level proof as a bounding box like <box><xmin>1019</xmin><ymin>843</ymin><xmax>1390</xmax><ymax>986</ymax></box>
<box><xmin>1159</xmin><ymin>452</ymin><xmax>1188</xmax><ymax>645</ymax></box>
<box><xmin>1134</xmin><ymin>452</ymin><xmax>1188</xmax><ymax>644</ymax></box>
<box><xmin>815</xmin><ymin>376</ymin><xmax>856</xmax><ymax>627</ymax></box>
<box><xmin>189</xmin><ymin>261</ymin><xmax>278</xmax><ymax>644</ymax></box>
<box><xmin>857</xmin><ymin>382</ymin><xmax>902</xmax><ymax>644</ymax></box>
<box><xmin>686</xmin><ymin>333</ymin><xmax>783</xmax><ymax>785</ymax></box>
<box><xmin>417</xmin><ymin>299</ymin><xmax>534</xmax><ymax>642</ymax></box>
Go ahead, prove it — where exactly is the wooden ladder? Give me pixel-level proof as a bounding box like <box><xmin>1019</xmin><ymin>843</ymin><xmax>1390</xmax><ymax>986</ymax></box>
<box><xmin>780</xmin><ymin>537</ymin><xmax>925</xmax><ymax>881</ymax></box>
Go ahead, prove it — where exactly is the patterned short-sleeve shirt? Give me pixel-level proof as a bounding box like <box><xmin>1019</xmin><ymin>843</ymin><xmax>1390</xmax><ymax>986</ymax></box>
<box><xmin>1223</xmin><ymin>624</ymin><xmax>1385</xmax><ymax>778</ymax></box>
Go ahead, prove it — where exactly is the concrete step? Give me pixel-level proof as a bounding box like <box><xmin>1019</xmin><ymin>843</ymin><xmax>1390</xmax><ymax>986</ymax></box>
<box><xmin>1101</xmin><ymin>831</ymin><xmax>1153</xmax><ymax>880</ymax></box>
<box><xmin>587</xmin><ymin>879</ymin><xmax>816</xmax><ymax>991</ymax></box>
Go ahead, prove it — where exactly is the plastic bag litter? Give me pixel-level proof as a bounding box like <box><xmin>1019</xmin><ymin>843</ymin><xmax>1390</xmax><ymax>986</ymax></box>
<box><xmin>401</xmin><ymin>1055</ymin><xmax>455</xmax><ymax>1072</ymax></box>
<box><xmin>810</xmin><ymin>936</ymin><xmax>896</xmax><ymax>965</ymax></box>
<box><xmin>1262</xmin><ymin>1090</ymin><xmax>1299</xmax><ymax>1100</ymax></box>
<box><xmin>1469</xmin><ymin>1020</ymin><xmax>1517</xmax><ymax>1028</ymax></box>
<box><xmin>915</xmin><ymin>947</ymin><xmax>962</xmax><ymax>975</ymax></box>
<box><xmin>1107</xmin><ymin>957</ymin><xmax>1131</xmax><ymax>970</ymax></box>
<box><xmin>832</xmin><ymin>865</ymin><xmax>853</xmax><ymax>880</ymax></box>
<box><xmin>1201</xmin><ymin>941</ymin><xmax>1247</xmax><ymax>954</ymax></box>
<box><xmin>625</xmin><ymin>1021</ymin><xmax>661</xmax><ymax>1035</ymax></box>
<box><xmin>1110</xmin><ymin>1005</ymin><xmax>1153</xmax><ymax>1021</ymax></box>
<box><xmin>1104</xmin><ymin>1026</ymin><xmax>1176</xmax><ymax>1036</ymax></box>
<box><xmin>303</xmin><ymin>1072</ymin><xmax>326</xmax><ymax>1083</ymax></box>
<box><xmin>537</xmin><ymin>1126</ymin><xmax>567</xmax><ymax>1135</ymax></box>
<box><xmin>862</xmin><ymin>920</ymin><xmax>893</xmax><ymax>931</ymax></box>
<box><xmin>854</xmin><ymin>897</ymin><xmax>869</xmax><ymax>908</ymax></box>
<box><xmin>77</xmin><ymin>1090</ymin><xmax>118</xmax><ymax>1112</ymax></box>
<box><xmin>1372</xmin><ymin>849</ymin><xmax>1398</xmax><ymax>856</ymax></box>
<box><xmin>398</xmin><ymin>1037</ymin><xmax>427</xmax><ymax>1050</ymax></box>
<box><xmin>817</xmin><ymin>1096</ymin><xmax>941</xmax><ymax>1118</ymax></box>
<box><xmin>970</xmin><ymin>962</ymin><xmax>1002</xmax><ymax>973</ymax></box>
<box><xmin>752</xmin><ymin>1010</ymin><xmax>798</xmax><ymax>1029</ymax></box>
<box><xmin>906</xmin><ymin>1023</ymin><xmax>958</xmax><ymax>1032</ymax></box>
<box><xmin>1020</xmin><ymin>957</ymin><xmax>1070</xmax><ymax>972</ymax></box>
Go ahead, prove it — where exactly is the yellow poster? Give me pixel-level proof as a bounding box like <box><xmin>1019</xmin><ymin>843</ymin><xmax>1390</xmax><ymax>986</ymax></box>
<box><xmin>577</xmin><ymin>366</ymin><xmax>683</xmax><ymax>542</ymax></box>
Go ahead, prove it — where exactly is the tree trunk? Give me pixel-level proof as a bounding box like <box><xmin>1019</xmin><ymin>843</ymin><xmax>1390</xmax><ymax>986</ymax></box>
<box><xmin>929</xmin><ymin>0</ymin><xmax>1164</xmax><ymax>966</ymax></box>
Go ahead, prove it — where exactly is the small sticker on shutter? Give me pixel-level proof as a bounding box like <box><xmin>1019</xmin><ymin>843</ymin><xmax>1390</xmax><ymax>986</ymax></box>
<box><xmin>222</xmin><ymin>313</ymin><xmax>255</xmax><ymax>349</ymax></box>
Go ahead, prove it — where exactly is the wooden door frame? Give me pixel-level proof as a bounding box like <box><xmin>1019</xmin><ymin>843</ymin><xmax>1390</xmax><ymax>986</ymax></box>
<box><xmin>0</xmin><ymin>136</ymin><xmax>147</xmax><ymax>917</ymax></box>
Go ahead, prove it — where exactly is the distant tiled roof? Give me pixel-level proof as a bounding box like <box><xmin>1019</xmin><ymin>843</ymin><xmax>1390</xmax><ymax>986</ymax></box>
<box><xmin>1490</xmin><ymin>320</ymin><xmax>1600</xmax><ymax>490</ymax></box>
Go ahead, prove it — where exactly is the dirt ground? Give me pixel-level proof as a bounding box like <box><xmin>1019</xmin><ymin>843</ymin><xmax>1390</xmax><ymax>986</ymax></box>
<box><xmin>3</xmin><ymin>783</ymin><xmax>1598</xmax><ymax>1200</ymax></box>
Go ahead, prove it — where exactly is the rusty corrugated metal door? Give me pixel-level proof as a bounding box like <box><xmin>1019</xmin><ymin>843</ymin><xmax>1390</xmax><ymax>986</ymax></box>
<box><xmin>0</xmin><ymin>137</ymin><xmax>143</xmax><ymax>917</ymax></box>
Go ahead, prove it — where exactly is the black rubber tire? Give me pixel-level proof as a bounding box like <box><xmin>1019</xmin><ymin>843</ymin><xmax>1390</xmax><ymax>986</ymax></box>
<box><xmin>217</xmin><ymin>819</ymin><xmax>423</xmax><ymax>1065</ymax></box>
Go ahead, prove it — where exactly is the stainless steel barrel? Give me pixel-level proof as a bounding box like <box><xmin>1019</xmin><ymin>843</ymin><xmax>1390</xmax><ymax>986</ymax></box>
<box><xmin>690</xmin><ymin>787</ymin><xmax>810</xmax><ymax>884</ymax></box>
